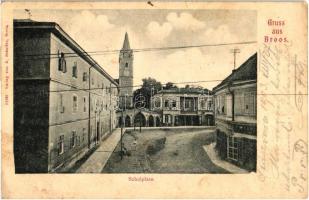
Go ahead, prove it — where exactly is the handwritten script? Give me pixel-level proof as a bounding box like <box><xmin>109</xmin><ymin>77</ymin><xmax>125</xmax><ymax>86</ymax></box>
<box><xmin>258</xmin><ymin>42</ymin><xmax>307</xmax><ymax>194</ymax></box>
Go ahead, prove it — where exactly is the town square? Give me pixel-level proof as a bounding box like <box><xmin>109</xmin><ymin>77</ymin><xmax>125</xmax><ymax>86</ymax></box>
<box><xmin>13</xmin><ymin>9</ymin><xmax>257</xmax><ymax>173</ymax></box>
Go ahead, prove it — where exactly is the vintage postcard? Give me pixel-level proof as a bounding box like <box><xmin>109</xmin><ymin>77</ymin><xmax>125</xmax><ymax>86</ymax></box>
<box><xmin>1</xmin><ymin>1</ymin><xmax>308</xmax><ymax>198</ymax></box>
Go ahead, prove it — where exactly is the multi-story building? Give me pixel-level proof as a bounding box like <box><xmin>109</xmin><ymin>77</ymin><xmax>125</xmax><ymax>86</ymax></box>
<box><xmin>213</xmin><ymin>53</ymin><xmax>257</xmax><ymax>171</ymax></box>
<box><xmin>13</xmin><ymin>19</ymin><xmax>119</xmax><ymax>173</ymax></box>
<box><xmin>151</xmin><ymin>88</ymin><xmax>214</xmax><ymax>126</ymax></box>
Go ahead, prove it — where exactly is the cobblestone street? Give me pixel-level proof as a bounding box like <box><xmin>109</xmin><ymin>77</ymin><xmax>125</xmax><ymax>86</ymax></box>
<box><xmin>102</xmin><ymin>128</ymin><xmax>229</xmax><ymax>173</ymax></box>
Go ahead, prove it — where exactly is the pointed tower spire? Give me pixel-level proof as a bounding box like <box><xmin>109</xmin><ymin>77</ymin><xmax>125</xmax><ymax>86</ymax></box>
<box><xmin>122</xmin><ymin>32</ymin><xmax>131</xmax><ymax>50</ymax></box>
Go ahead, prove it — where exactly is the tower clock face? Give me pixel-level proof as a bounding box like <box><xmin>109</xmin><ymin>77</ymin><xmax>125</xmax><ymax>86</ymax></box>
<box><xmin>123</xmin><ymin>52</ymin><xmax>130</xmax><ymax>58</ymax></box>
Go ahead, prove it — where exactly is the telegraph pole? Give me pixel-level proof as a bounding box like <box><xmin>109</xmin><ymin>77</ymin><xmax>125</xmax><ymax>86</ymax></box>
<box><xmin>230</xmin><ymin>48</ymin><xmax>240</xmax><ymax>70</ymax></box>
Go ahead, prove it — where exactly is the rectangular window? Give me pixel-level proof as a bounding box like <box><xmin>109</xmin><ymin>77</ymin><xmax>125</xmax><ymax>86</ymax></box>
<box><xmin>172</xmin><ymin>101</ymin><xmax>176</xmax><ymax>108</ymax></box>
<box><xmin>58</xmin><ymin>52</ymin><xmax>67</xmax><ymax>73</ymax></box>
<box><xmin>100</xmin><ymin>100</ymin><xmax>103</xmax><ymax>111</ymax></box>
<box><xmin>83</xmin><ymin>97</ymin><xmax>87</xmax><ymax>112</ymax></box>
<box><xmin>92</xmin><ymin>127</ymin><xmax>95</xmax><ymax>143</ymax></box>
<box><xmin>155</xmin><ymin>100</ymin><xmax>161</xmax><ymax>108</ymax></box>
<box><xmin>90</xmin><ymin>125</ymin><xmax>93</xmax><ymax>142</ymax></box>
<box><xmin>72</xmin><ymin>61</ymin><xmax>78</xmax><ymax>78</ymax></box>
<box><xmin>244</xmin><ymin>92</ymin><xmax>256</xmax><ymax>115</ymax></box>
<box><xmin>77</xmin><ymin>136</ymin><xmax>80</xmax><ymax>146</ymax></box>
<box><xmin>165</xmin><ymin>100</ymin><xmax>169</xmax><ymax>108</ymax></box>
<box><xmin>226</xmin><ymin>95</ymin><xmax>233</xmax><ymax>117</ymax></box>
<box><xmin>219</xmin><ymin>95</ymin><xmax>225</xmax><ymax>114</ymax></box>
<box><xmin>201</xmin><ymin>100</ymin><xmax>206</xmax><ymax>109</ymax></box>
<box><xmin>83</xmin><ymin>72</ymin><xmax>88</xmax><ymax>81</ymax></box>
<box><xmin>185</xmin><ymin>100</ymin><xmax>189</xmax><ymax>108</ymax></box>
<box><xmin>59</xmin><ymin>93</ymin><xmax>65</xmax><ymax>113</ymax></box>
<box><xmin>70</xmin><ymin>131</ymin><xmax>76</xmax><ymax>148</ymax></box>
<box><xmin>227</xmin><ymin>136</ymin><xmax>238</xmax><ymax>161</ymax></box>
<box><xmin>185</xmin><ymin>99</ymin><xmax>192</xmax><ymax>109</ymax></box>
<box><xmin>58</xmin><ymin>135</ymin><xmax>64</xmax><ymax>155</ymax></box>
<box><xmin>82</xmin><ymin>128</ymin><xmax>86</xmax><ymax>142</ymax></box>
<box><xmin>91</xmin><ymin>99</ymin><xmax>93</xmax><ymax>111</ymax></box>
<box><xmin>73</xmin><ymin>95</ymin><xmax>78</xmax><ymax>112</ymax></box>
<box><xmin>207</xmin><ymin>100</ymin><xmax>212</xmax><ymax>110</ymax></box>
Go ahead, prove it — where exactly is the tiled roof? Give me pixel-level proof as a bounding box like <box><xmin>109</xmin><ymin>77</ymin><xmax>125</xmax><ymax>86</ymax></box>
<box><xmin>14</xmin><ymin>19</ymin><xmax>119</xmax><ymax>87</ymax></box>
<box><xmin>213</xmin><ymin>53</ymin><xmax>257</xmax><ymax>91</ymax></box>
<box><xmin>122</xmin><ymin>32</ymin><xmax>130</xmax><ymax>50</ymax></box>
<box><xmin>157</xmin><ymin>87</ymin><xmax>212</xmax><ymax>95</ymax></box>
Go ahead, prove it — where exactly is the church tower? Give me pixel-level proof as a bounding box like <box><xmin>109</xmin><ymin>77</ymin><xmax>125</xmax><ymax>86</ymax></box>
<box><xmin>119</xmin><ymin>32</ymin><xmax>133</xmax><ymax>109</ymax></box>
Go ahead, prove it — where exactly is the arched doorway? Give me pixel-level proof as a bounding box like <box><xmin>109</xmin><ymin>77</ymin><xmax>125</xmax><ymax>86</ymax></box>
<box><xmin>134</xmin><ymin>112</ymin><xmax>146</xmax><ymax>127</ymax></box>
<box><xmin>125</xmin><ymin>115</ymin><xmax>131</xmax><ymax>127</ymax></box>
<box><xmin>118</xmin><ymin>116</ymin><xmax>123</xmax><ymax>127</ymax></box>
<box><xmin>156</xmin><ymin>116</ymin><xmax>161</xmax><ymax>127</ymax></box>
<box><xmin>148</xmin><ymin>115</ymin><xmax>154</xmax><ymax>127</ymax></box>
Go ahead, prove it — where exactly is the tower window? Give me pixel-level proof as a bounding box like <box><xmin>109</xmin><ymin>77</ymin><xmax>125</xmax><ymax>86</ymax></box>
<box><xmin>125</xmin><ymin>62</ymin><xmax>128</xmax><ymax>68</ymax></box>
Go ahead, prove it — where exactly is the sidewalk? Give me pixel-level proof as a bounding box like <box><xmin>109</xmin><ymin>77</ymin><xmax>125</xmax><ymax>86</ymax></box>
<box><xmin>76</xmin><ymin>128</ymin><xmax>123</xmax><ymax>173</ymax></box>
<box><xmin>126</xmin><ymin>126</ymin><xmax>215</xmax><ymax>130</ymax></box>
<box><xmin>203</xmin><ymin>143</ymin><xmax>248</xmax><ymax>173</ymax></box>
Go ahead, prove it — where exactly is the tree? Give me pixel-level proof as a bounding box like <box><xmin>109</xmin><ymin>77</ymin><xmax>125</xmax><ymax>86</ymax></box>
<box><xmin>164</xmin><ymin>82</ymin><xmax>178</xmax><ymax>90</ymax></box>
<box><xmin>133</xmin><ymin>77</ymin><xmax>162</xmax><ymax>109</ymax></box>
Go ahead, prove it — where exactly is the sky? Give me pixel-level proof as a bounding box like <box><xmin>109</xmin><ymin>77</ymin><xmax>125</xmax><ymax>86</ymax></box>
<box><xmin>14</xmin><ymin>9</ymin><xmax>257</xmax><ymax>89</ymax></box>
